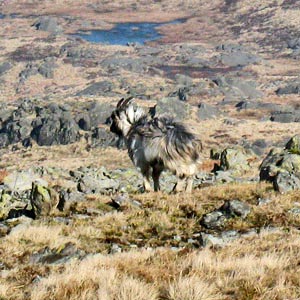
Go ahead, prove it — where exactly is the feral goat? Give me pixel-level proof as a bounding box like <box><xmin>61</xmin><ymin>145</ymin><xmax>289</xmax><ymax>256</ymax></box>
<box><xmin>110</xmin><ymin>97</ymin><xmax>202</xmax><ymax>192</ymax></box>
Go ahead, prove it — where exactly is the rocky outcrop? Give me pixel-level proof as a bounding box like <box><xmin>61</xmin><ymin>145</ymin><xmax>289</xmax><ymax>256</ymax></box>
<box><xmin>260</xmin><ymin>135</ymin><xmax>300</xmax><ymax>192</ymax></box>
<box><xmin>0</xmin><ymin>100</ymin><xmax>117</xmax><ymax>149</ymax></box>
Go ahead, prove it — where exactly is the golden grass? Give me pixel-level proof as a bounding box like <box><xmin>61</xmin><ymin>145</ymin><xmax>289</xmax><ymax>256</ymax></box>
<box><xmin>30</xmin><ymin>257</ymin><xmax>158</xmax><ymax>300</ymax></box>
<box><xmin>1</xmin><ymin>182</ymin><xmax>300</xmax><ymax>299</ymax></box>
<box><xmin>2</xmin><ymin>228</ymin><xmax>300</xmax><ymax>300</ymax></box>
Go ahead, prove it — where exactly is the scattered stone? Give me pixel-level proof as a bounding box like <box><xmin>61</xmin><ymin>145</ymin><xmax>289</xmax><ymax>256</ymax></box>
<box><xmin>110</xmin><ymin>243</ymin><xmax>122</xmax><ymax>254</ymax></box>
<box><xmin>10</xmin><ymin>45</ymin><xmax>59</xmax><ymax>62</ymax></box>
<box><xmin>276</xmin><ymin>83</ymin><xmax>300</xmax><ymax>95</ymax></box>
<box><xmin>30</xmin><ymin>242</ymin><xmax>84</xmax><ymax>265</ymax></box>
<box><xmin>199</xmin><ymin>230</ymin><xmax>240</xmax><ymax>248</ymax></box>
<box><xmin>199</xmin><ymin>232</ymin><xmax>226</xmax><ymax>247</ymax></box>
<box><xmin>0</xmin><ymin>62</ymin><xmax>12</xmax><ymax>76</ymax></box>
<box><xmin>71</xmin><ymin>167</ymin><xmax>120</xmax><ymax>195</ymax></box>
<box><xmin>287</xmin><ymin>38</ymin><xmax>300</xmax><ymax>50</ymax></box>
<box><xmin>57</xmin><ymin>190</ymin><xmax>85</xmax><ymax>212</ymax></box>
<box><xmin>38</xmin><ymin>58</ymin><xmax>57</xmax><ymax>78</ymax></box>
<box><xmin>270</xmin><ymin>110</ymin><xmax>300</xmax><ymax>123</ymax></box>
<box><xmin>236</xmin><ymin>100</ymin><xmax>281</xmax><ymax>112</ymax></box>
<box><xmin>220</xmin><ymin>200</ymin><xmax>251</xmax><ymax>219</ymax></box>
<box><xmin>85</xmin><ymin>101</ymin><xmax>115</xmax><ymax>127</ymax></box>
<box><xmin>220</xmin><ymin>51</ymin><xmax>261</xmax><ymax>67</ymax></box>
<box><xmin>33</xmin><ymin>16</ymin><xmax>62</xmax><ymax>33</ymax></box>
<box><xmin>257</xmin><ymin>198</ymin><xmax>272</xmax><ymax>206</ymax></box>
<box><xmin>288</xmin><ymin>207</ymin><xmax>300</xmax><ymax>215</ymax></box>
<box><xmin>174</xmin><ymin>74</ymin><xmax>193</xmax><ymax>87</ymax></box>
<box><xmin>111</xmin><ymin>193</ymin><xmax>142</xmax><ymax>209</ymax></box>
<box><xmin>197</xmin><ymin>103</ymin><xmax>221</xmax><ymax>120</ymax></box>
<box><xmin>201</xmin><ymin>199</ymin><xmax>251</xmax><ymax>229</ymax></box>
<box><xmin>154</xmin><ymin>97</ymin><xmax>191</xmax><ymax>121</ymax></box>
<box><xmin>273</xmin><ymin>172</ymin><xmax>300</xmax><ymax>193</ymax></box>
<box><xmin>201</xmin><ymin>210</ymin><xmax>227</xmax><ymax>229</ymax></box>
<box><xmin>76</xmin><ymin>81</ymin><xmax>115</xmax><ymax>97</ymax></box>
<box><xmin>32</xmin><ymin>112</ymin><xmax>80</xmax><ymax>146</ymax></box>
<box><xmin>214</xmin><ymin>76</ymin><xmax>263</xmax><ymax>103</ymax></box>
<box><xmin>91</xmin><ymin>127</ymin><xmax>119</xmax><ymax>148</ymax></box>
<box><xmin>214</xmin><ymin>170</ymin><xmax>235</xmax><ymax>183</ymax></box>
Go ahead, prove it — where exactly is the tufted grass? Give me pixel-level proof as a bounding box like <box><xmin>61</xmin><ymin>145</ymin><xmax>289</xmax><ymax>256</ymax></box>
<box><xmin>1</xmin><ymin>182</ymin><xmax>300</xmax><ymax>299</ymax></box>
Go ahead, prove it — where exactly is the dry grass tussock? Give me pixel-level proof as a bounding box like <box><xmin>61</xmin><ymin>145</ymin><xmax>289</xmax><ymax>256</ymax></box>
<box><xmin>1</xmin><ymin>184</ymin><xmax>300</xmax><ymax>299</ymax></box>
<box><xmin>31</xmin><ymin>256</ymin><xmax>158</xmax><ymax>300</ymax></box>
<box><xmin>11</xmin><ymin>229</ymin><xmax>300</xmax><ymax>300</ymax></box>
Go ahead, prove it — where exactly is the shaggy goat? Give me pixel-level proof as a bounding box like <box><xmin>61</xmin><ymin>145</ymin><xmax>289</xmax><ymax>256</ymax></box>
<box><xmin>110</xmin><ymin>97</ymin><xmax>202</xmax><ymax>192</ymax></box>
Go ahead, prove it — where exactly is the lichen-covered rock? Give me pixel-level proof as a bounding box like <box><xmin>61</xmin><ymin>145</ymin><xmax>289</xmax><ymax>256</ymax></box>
<box><xmin>30</xmin><ymin>183</ymin><xmax>59</xmax><ymax>217</ymax></box>
<box><xmin>220</xmin><ymin>147</ymin><xmax>252</xmax><ymax>173</ymax></box>
<box><xmin>0</xmin><ymin>191</ymin><xmax>13</xmax><ymax>220</ymax></box>
<box><xmin>260</xmin><ymin>148</ymin><xmax>300</xmax><ymax>182</ymax></box>
<box><xmin>3</xmin><ymin>170</ymin><xmax>48</xmax><ymax>192</ymax></box>
<box><xmin>273</xmin><ymin>172</ymin><xmax>300</xmax><ymax>193</ymax></box>
<box><xmin>71</xmin><ymin>167</ymin><xmax>120</xmax><ymax>195</ymax></box>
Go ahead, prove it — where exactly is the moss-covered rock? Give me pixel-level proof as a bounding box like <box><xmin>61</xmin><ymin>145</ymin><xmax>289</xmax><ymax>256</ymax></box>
<box><xmin>30</xmin><ymin>183</ymin><xmax>59</xmax><ymax>217</ymax></box>
<box><xmin>260</xmin><ymin>148</ymin><xmax>300</xmax><ymax>182</ymax></box>
<box><xmin>286</xmin><ymin>135</ymin><xmax>300</xmax><ymax>155</ymax></box>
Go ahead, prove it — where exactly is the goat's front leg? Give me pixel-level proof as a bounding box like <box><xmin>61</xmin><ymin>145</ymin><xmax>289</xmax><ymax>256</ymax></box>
<box><xmin>152</xmin><ymin>166</ymin><xmax>163</xmax><ymax>192</ymax></box>
<box><xmin>173</xmin><ymin>176</ymin><xmax>186</xmax><ymax>193</ymax></box>
<box><xmin>142</xmin><ymin>168</ymin><xmax>152</xmax><ymax>192</ymax></box>
<box><xmin>185</xmin><ymin>176</ymin><xmax>194</xmax><ymax>193</ymax></box>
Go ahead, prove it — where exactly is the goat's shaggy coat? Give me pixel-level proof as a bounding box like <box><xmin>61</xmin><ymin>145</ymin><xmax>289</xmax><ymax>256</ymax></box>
<box><xmin>110</xmin><ymin>97</ymin><xmax>202</xmax><ymax>192</ymax></box>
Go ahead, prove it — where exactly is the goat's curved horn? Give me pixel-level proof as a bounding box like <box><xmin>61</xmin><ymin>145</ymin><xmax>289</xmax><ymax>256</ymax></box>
<box><xmin>116</xmin><ymin>98</ymin><xmax>125</xmax><ymax>108</ymax></box>
<box><xmin>122</xmin><ymin>96</ymin><xmax>134</xmax><ymax>106</ymax></box>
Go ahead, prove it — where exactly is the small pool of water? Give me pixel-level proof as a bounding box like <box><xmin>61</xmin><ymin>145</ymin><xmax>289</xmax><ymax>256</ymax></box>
<box><xmin>73</xmin><ymin>19</ymin><xmax>184</xmax><ymax>45</ymax></box>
